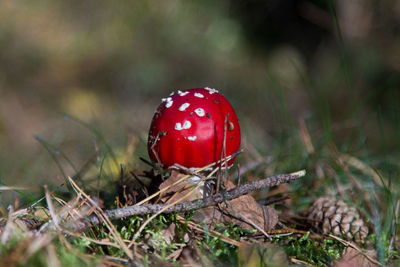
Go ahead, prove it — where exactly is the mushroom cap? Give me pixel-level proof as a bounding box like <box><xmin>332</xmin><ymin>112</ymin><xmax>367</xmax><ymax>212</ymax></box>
<box><xmin>148</xmin><ymin>88</ymin><xmax>241</xmax><ymax>169</ymax></box>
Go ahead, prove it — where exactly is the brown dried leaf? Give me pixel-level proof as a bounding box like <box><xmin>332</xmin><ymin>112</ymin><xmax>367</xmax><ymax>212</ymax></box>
<box><xmin>193</xmin><ymin>181</ymin><xmax>278</xmax><ymax>231</ymax></box>
<box><xmin>334</xmin><ymin>247</ymin><xmax>378</xmax><ymax>267</ymax></box>
<box><xmin>262</xmin><ymin>206</ymin><xmax>279</xmax><ymax>230</ymax></box>
<box><xmin>158</xmin><ymin>170</ymin><xmax>202</xmax><ymax>203</ymax></box>
<box><xmin>223</xmin><ymin>181</ymin><xmax>278</xmax><ymax>231</ymax></box>
<box><xmin>160</xmin><ymin>223</ymin><xmax>176</xmax><ymax>245</ymax></box>
<box><xmin>166</xmin><ymin>247</ymin><xmax>183</xmax><ymax>261</ymax></box>
<box><xmin>158</xmin><ymin>173</ymin><xmax>278</xmax><ymax>231</ymax></box>
<box><xmin>192</xmin><ymin>205</ymin><xmax>224</xmax><ymax>227</ymax></box>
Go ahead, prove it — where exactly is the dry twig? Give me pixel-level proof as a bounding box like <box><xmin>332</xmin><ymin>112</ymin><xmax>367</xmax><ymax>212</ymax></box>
<box><xmin>71</xmin><ymin>170</ymin><xmax>305</xmax><ymax>231</ymax></box>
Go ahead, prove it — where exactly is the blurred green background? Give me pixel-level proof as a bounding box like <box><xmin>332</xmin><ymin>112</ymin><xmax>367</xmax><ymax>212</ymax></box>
<box><xmin>0</xmin><ymin>0</ymin><xmax>399</xmax><ymax>203</ymax></box>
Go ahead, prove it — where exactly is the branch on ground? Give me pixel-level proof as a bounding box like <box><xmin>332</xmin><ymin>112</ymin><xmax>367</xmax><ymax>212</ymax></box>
<box><xmin>69</xmin><ymin>170</ymin><xmax>306</xmax><ymax>232</ymax></box>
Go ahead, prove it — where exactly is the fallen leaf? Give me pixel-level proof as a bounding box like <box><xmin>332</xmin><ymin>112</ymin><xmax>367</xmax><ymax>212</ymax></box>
<box><xmin>159</xmin><ymin>173</ymin><xmax>279</xmax><ymax>231</ymax></box>
<box><xmin>161</xmin><ymin>223</ymin><xmax>176</xmax><ymax>245</ymax></box>
<box><xmin>334</xmin><ymin>247</ymin><xmax>378</xmax><ymax>267</ymax></box>
<box><xmin>158</xmin><ymin>170</ymin><xmax>202</xmax><ymax>203</ymax></box>
<box><xmin>193</xmin><ymin>181</ymin><xmax>278</xmax><ymax>231</ymax></box>
<box><xmin>166</xmin><ymin>247</ymin><xmax>183</xmax><ymax>260</ymax></box>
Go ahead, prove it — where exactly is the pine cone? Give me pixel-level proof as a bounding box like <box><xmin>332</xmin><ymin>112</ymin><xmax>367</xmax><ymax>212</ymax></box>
<box><xmin>307</xmin><ymin>196</ymin><xmax>369</xmax><ymax>243</ymax></box>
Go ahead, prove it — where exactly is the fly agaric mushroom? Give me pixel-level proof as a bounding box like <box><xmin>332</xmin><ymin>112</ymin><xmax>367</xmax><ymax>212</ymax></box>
<box><xmin>148</xmin><ymin>88</ymin><xmax>241</xmax><ymax>169</ymax></box>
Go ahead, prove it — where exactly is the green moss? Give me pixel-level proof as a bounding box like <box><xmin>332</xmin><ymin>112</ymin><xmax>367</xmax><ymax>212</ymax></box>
<box><xmin>272</xmin><ymin>232</ymin><xmax>345</xmax><ymax>266</ymax></box>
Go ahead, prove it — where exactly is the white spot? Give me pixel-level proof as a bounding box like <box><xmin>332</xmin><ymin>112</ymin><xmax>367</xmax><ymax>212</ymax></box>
<box><xmin>161</xmin><ymin>97</ymin><xmax>173</xmax><ymax>108</ymax></box>
<box><xmin>194</xmin><ymin>108</ymin><xmax>205</xmax><ymax>117</ymax></box>
<box><xmin>175</xmin><ymin>123</ymin><xmax>182</xmax><ymax>130</ymax></box>
<box><xmin>169</xmin><ymin>91</ymin><xmax>175</xmax><ymax>96</ymax></box>
<box><xmin>194</xmin><ymin>93</ymin><xmax>204</xmax><ymax>98</ymax></box>
<box><xmin>183</xmin><ymin>120</ymin><xmax>191</xmax><ymax>129</ymax></box>
<box><xmin>204</xmin><ymin>87</ymin><xmax>219</xmax><ymax>94</ymax></box>
<box><xmin>175</xmin><ymin>120</ymin><xmax>191</xmax><ymax>130</ymax></box>
<box><xmin>161</xmin><ymin>97</ymin><xmax>171</xmax><ymax>102</ymax></box>
<box><xmin>179</xmin><ymin>103</ymin><xmax>190</xmax><ymax>111</ymax></box>
<box><xmin>188</xmin><ymin>136</ymin><xmax>197</xmax><ymax>141</ymax></box>
<box><xmin>178</xmin><ymin>90</ymin><xmax>189</xmax><ymax>96</ymax></box>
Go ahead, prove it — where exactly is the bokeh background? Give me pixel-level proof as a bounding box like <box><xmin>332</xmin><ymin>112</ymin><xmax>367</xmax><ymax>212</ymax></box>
<box><xmin>0</xmin><ymin>0</ymin><xmax>399</xmax><ymax>203</ymax></box>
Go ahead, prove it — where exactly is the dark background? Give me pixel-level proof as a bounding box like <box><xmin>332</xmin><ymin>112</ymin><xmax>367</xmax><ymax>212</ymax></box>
<box><xmin>0</xmin><ymin>0</ymin><xmax>399</xmax><ymax>201</ymax></box>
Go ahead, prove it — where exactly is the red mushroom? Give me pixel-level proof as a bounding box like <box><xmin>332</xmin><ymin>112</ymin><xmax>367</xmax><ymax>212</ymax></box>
<box><xmin>148</xmin><ymin>87</ymin><xmax>241</xmax><ymax>169</ymax></box>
